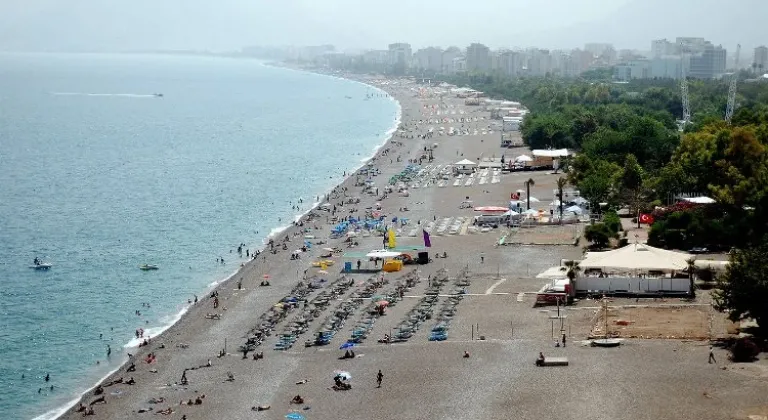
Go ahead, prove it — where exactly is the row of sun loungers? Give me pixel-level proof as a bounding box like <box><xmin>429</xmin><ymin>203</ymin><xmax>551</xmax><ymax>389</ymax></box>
<box><xmin>344</xmin><ymin>271</ymin><xmax>421</xmax><ymax>345</ymax></box>
<box><xmin>390</xmin><ymin>269</ymin><xmax>450</xmax><ymax>343</ymax></box>
<box><xmin>429</xmin><ymin>268</ymin><xmax>471</xmax><ymax>342</ymax></box>
<box><xmin>273</xmin><ymin>276</ymin><xmax>356</xmax><ymax>351</ymax></box>
<box><xmin>240</xmin><ymin>279</ymin><xmax>322</xmax><ymax>353</ymax></box>
<box><xmin>308</xmin><ymin>273</ymin><xmax>388</xmax><ymax>347</ymax></box>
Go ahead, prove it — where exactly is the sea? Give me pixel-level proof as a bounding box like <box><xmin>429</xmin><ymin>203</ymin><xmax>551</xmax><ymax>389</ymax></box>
<box><xmin>0</xmin><ymin>52</ymin><xmax>400</xmax><ymax>419</ymax></box>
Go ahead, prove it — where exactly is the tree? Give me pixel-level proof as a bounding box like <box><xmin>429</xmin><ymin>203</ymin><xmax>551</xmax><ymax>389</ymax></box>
<box><xmin>686</xmin><ymin>257</ymin><xmax>697</xmax><ymax>298</ymax></box>
<box><xmin>576</xmin><ymin>160</ymin><xmax>621</xmax><ymax>213</ymax></box>
<box><xmin>564</xmin><ymin>260</ymin><xmax>581</xmax><ymax>281</ymax></box>
<box><xmin>584</xmin><ymin>223</ymin><xmax>615</xmax><ymax>249</ymax></box>
<box><xmin>619</xmin><ymin>154</ymin><xmax>646</xmax><ymax>220</ymax></box>
<box><xmin>556</xmin><ymin>177</ymin><xmax>567</xmax><ymax>224</ymax></box>
<box><xmin>713</xmin><ymin>244</ymin><xmax>768</xmax><ymax>334</ymax></box>
<box><xmin>525</xmin><ymin>178</ymin><xmax>535</xmax><ymax>210</ymax></box>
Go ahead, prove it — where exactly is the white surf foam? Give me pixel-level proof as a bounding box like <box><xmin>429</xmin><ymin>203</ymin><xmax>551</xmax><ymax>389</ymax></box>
<box><xmin>51</xmin><ymin>92</ymin><xmax>158</xmax><ymax>98</ymax></box>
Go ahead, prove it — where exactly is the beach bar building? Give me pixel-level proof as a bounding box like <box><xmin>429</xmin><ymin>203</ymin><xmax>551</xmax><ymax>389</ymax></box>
<box><xmin>537</xmin><ymin>244</ymin><xmax>693</xmax><ymax>297</ymax></box>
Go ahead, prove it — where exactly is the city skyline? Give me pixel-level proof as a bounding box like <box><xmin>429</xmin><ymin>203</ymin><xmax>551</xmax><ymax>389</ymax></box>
<box><xmin>273</xmin><ymin>37</ymin><xmax>767</xmax><ymax>81</ymax></box>
<box><xmin>0</xmin><ymin>0</ymin><xmax>766</xmax><ymax>53</ymax></box>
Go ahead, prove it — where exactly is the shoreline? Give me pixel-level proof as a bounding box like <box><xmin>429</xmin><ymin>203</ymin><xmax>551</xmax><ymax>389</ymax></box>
<box><xmin>40</xmin><ymin>66</ymin><xmax>404</xmax><ymax>420</ymax></box>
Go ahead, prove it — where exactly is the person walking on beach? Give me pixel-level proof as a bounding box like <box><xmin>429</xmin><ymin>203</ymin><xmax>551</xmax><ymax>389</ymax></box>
<box><xmin>376</xmin><ymin>370</ymin><xmax>383</xmax><ymax>388</ymax></box>
<box><xmin>708</xmin><ymin>346</ymin><xmax>716</xmax><ymax>364</ymax></box>
<box><xmin>480</xmin><ymin>253</ymin><xmax>485</xmax><ymax>264</ymax></box>
<box><xmin>107</xmin><ymin>345</ymin><xmax>111</xmax><ymax>358</ymax></box>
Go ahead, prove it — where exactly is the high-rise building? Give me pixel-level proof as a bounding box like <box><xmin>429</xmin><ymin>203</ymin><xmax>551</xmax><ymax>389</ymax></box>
<box><xmin>414</xmin><ymin>47</ymin><xmax>444</xmax><ymax>72</ymax></box>
<box><xmin>754</xmin><ymin>46</ymin><xmax>768</xmax><ymax>73</ymax></box>
<box><xmin>466</xmin><ymin>43</ymin><xmax>490</xmax><ymax>72</ymax></box>
<box><xmin>584</xmin><ymin>43</ymin><xmax>613</xmax><ymax>57</ymax></box>
<box><xmin>388</xmin><ymin>43</ymin><xmax>412</xmax><ymax>72</ymax></box>
<box><xmin>651</xmin><ymin>56</ymin><xmax>685</xmax><ymax>79</ymax></box>
<box><xmin>676</xmin><ymin>37</ymin><xmax>707</xmax><ymax>54</ymax></box>
<box><xmin>527</xmin><ymin>49</ymin><xmax>553</xmax><ymax>76</ymax></box>
<box><xmin>442</xmin><ymin>47</ymin><xmax>462</xmax><ymax>74</ymax></box>
<box><xmin>614</xmin><ymin>60</ymin><xmax>651</xmax><ymax>81</ymax></box>
<box><xmin>651</xmin><ymin>39</ymin><xmax>677</xmax><ymax>57</ymax></box>
<box><xmin>689</xmin><ymin>44</ymin><xmax>726</xmax><ymax>79</ymax></box>
<box><xmin>499</xmin><ymin>50</ymin><xmax>522</xmax><ymax>77</ymax></box>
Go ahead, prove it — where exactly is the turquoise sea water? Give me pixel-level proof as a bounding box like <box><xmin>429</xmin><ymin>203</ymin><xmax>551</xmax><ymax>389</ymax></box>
<box><xmin>0</xmin><ymin>53</ymin><xmax>399</xmax><ymax>419</ymax></box>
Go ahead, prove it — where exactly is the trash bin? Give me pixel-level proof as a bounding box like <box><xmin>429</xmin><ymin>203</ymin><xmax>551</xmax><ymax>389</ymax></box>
<box><xmin>344</xmin><ymin>262</ymin><xmax>352</xmax><ymax>273</ymax></box>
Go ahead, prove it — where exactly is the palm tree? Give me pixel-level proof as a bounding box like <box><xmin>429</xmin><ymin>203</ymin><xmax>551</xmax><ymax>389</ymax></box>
<box><xmin>564</xmin><ymin>260</ymin><xmax>581</xmax><ymax>282</ymax></box>
<box><xmin>525</xmin><ymin>178</ymin><xmax>535</xmax><ymax>210</ymax></box>
<box><xmin>556</xmin><ymin>177</ymin><xmax>567</xmax><ymax>224</ymax></box>
<box><xmin>686</xmin><ymin>257</ymin><xmax>697</xmax><ymax>298</ymax></box>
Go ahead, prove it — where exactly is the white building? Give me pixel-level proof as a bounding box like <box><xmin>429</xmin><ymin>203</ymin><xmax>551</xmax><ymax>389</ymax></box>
<box><xmin>614</xmin><ymin>60</ymin><xmax>651</xmax><ymax>81</ymax></box>
<box><xmin>651</xmin><ymin>56</ymin><xmax>685</xmax><ymax>79</ymax></box>
<box><xmin>388</xmin><ymin>43</ymin><xmax>412</xmax><ymax>71</ymax></box>
<box><xmin>499</xmin><ymin>50</ymin><xmax>522</xmax><ymax>77</ymax></box>
<box><xmin>441</xmin><ymin>47</ymin><xmax>462</xmax><ymax>74</ymax></box>
<box><xmin>466</xmin><ymin>43</ymin><xmax>491</xmax><ymax>72</ymax></box>
<box><xmin>452</xmin><ymin>56</ymin><xmax>467</xmax><ymax>73</ymax></box>
<box><xmin>651</xmin><ymin>39</ymin><xmax>678</xmax><ymax>58</ymax></box>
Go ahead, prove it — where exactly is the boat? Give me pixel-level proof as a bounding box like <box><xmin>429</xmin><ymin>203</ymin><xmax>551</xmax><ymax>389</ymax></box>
<box><xmin>139</xmin><ymin>264</ymin><xmax>159</xmax><ymax>271</ymax></box>
<box><xmin>29</xmin><ymin>263</ymin><xmax>52</xmax><ymax>270</ymax></box>
<box><xmin>153</xmin><ymin>93</ymin><xmax>163</xmax><ymax>98</ymax></box>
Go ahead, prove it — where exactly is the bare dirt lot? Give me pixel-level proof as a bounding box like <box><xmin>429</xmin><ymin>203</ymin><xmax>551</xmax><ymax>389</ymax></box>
<box><xmin>590</xmin><ymin>304</ymin><xmax>711</xmax><ymax>339</ymax></box>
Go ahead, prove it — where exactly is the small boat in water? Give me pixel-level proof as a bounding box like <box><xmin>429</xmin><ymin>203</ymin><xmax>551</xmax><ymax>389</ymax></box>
<box><xmin>153</xmin><ymin>93</ymin><xmax>163</xmax><ymax>98</ymax></box>
<box><xmin>139</xmin><ymin>264</ymin><xmax>159</xmax><ymax>271</ymax></box>
<box><xmin>30</xmin><ymin>258</ymin><xmax>52</xmax><ymax>270</ymax></box>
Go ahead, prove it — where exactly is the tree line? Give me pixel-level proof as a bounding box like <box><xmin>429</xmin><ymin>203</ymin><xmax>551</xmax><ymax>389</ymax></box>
<box><xmin>445</xmin><ymin>72</ymin><xmax>768</xmax><ymax>333</ymax></box>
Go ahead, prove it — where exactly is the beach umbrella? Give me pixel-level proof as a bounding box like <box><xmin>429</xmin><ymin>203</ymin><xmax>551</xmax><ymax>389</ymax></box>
<box><xmin>376</xmin><ymin>300</ymin><xmax>390</xmax><ymax>307</ymax></box>
<box><xmin>528</xmin><ymin>197</ymin><xmax>540</xmax><ymax>202</ymax></box>
<box><xmin>285</xmin><ymin>413</ymin><xmax>305</xmax><ymax>420</ymax></box>
<box><xmin>333</xmin><ymin>370</ymin><xmax>352</xmax><ymax>380</ymax></box>
<box><xmin>372</xmin><ymin>295</ymin><xmax>388</xmax><ymax>302</ymax></box>
<box><xmin>318</xmin><ymin>270</ymin><xmax>328</xmax><ymax>274</ymax></box>
<box><xmin>263</xmin><ymin>274</ymin><xmax>270</xmax><ymax>279</ymax></box>
<box><xmin>516</xmin><ymin>189</ymin><xmax>525</xmax><ymax>194</ymax></box>
<box><xmin>339</xmin><ymin>342</ymin><xmax>355</xmax><ymax>350</ymax></box>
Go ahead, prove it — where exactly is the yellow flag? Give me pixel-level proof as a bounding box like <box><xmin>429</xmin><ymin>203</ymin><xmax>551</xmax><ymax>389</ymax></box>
<box><xmin>388</xmin><ymin>229</ymin><xmax>396</xmax><ymax>249</ymax></box>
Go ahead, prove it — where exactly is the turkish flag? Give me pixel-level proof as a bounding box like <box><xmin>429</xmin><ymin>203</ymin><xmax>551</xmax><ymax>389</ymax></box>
<box><xmin>639</xmin><ymin>213</ymin><xmax>654</xmax><ymax>224</ymax></box>
<box><xmin>511</xmin><ymin>192</ymin><xmax>519</xmax><ymax>200</ymax></box>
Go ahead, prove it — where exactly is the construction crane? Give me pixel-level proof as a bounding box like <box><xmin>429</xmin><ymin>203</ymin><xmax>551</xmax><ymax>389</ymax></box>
<box><xmin>725</xmin><ymin>43</ymin><xmax>741</xmax><ymax>124</ymax></box>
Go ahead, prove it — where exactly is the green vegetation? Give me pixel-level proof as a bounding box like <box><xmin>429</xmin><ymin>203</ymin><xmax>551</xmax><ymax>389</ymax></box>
<box><xmin>714</xmin><ymin>245</ymin><xmax>768</xmax><ymax>335</ymax></box>
<box><xmin>448</xmin><ymin>72</ymin><xmax>768</xmax><ymax>331</ymax></box>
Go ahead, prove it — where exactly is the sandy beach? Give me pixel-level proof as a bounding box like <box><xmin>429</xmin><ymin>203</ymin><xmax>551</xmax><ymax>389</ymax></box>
<box><xmin>57</xmin><ymin>73</ymin><xmax>768</xmax><ymax>420</ymax></box>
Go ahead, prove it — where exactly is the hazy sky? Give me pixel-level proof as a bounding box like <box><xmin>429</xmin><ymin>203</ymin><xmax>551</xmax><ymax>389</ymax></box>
<box><xmin>0</xmin><ymin>0</ymin><xmax>765</xmax><ymax>53</ymax></box>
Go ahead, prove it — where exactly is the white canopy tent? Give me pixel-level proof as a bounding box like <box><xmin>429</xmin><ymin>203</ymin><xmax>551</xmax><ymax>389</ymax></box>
<box><xmin>580</xmin><ymin>244</ymin><xmax>690</xmax><ymax>272</ymax></box>
<box><xmin>366</xmin><ymin>250</ymin><xmax>402</xmax><ymax>258</ymax></box>
<box><xmin>532</xmin><ymin>149</ymin><xmax>570</xmax><ymax>158</ymax></box>
<box><xmin>455</xmin><ymin>159</ymin><xmax>477</xmax><ymax>166</ymax></box>
<box><xmin>565</xmin><ymin>205</ymin><xmax>584</xmax><ymax>215</ymax></box>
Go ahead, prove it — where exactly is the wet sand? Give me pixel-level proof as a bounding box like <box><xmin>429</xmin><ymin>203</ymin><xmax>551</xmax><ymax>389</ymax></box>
<box><xmin>57</xmin><ymin>74</ymin><xmax>768</xmax><ymax>420</ymax></box>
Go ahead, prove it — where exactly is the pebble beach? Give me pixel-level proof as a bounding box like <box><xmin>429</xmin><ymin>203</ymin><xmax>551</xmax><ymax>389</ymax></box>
<box><xmin>57</xmin><ymin>72</ymin><xmax>768</xmax><ymax>420</ymax></box>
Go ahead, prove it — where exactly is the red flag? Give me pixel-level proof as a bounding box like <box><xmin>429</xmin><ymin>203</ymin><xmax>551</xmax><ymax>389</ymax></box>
<box><xmin>511</xmin><ymin>192</ymin><xmax>519</xmax><ymax>200</ymax></box>
<box><xmin>639</xmin><ymin>213</ymin><xmax>654</xmax><ymax>224</ymax></box>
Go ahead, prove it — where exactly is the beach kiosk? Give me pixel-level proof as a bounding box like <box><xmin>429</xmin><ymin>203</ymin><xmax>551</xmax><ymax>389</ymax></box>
<box><xmin>454</xmin><ymin>159</ymin><xmax>477</xmax><ymax>175</ymax></box>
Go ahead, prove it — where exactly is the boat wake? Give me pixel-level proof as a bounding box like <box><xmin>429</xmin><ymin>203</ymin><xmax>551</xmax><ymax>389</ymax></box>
<box><xmin>50</xmin><ymin>92</ymin><xmax>160</xmax><ymax>98</ymax></box>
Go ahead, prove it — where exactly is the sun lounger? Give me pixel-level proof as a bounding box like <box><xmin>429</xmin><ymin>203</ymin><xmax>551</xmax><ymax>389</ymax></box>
<box><xmin>541</xmin><ymin>357</ymin><xmax>569</xmax><ymax>366</ymax></box>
